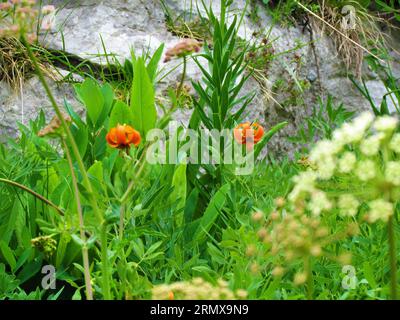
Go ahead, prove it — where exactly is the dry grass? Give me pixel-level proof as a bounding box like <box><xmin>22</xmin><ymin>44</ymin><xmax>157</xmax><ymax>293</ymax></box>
<box><xmin>0</xmin><ymin>37</ymin><xmax>50</xmax><ymax>91</ymax></box>
<box><xmin>306</xmin><ymin>0</ymin><xmax>390</xmax><ymax>77</ymax></box>
<box><xmin>0</xmin><ymin>37</ymin><xmax>33</xmax><ymax>89</ymax></box>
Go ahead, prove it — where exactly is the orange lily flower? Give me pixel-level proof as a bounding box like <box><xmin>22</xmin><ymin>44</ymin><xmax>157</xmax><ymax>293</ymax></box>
<box><xmin>234</xmin><ymin>122</ymin><xmax>264</xmax><ymax>147</ymax></box>
<box><xmin>106</xmin><ymin>124</ymin><xmax>141</xmax><ymax>149</ymax></box>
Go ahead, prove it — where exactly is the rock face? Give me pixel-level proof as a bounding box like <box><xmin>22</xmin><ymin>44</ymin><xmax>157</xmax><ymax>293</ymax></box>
<box><xmin>0</xmin><ymin>75</ymin><xmax>81</xmax><ymax>142</ymax></box>
<box><xmin>1</xmin><ymin>0</ymin><xmax>399</xmax><ymax>156</ymax></box>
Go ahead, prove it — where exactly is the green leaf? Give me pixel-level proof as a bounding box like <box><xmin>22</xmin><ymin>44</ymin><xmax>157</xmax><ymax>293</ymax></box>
<box><xmin>362</xmin><ymin>262</ymin><xmax>377</xmax><ymax>288</ymax></box>
<box><xmin>193</xmin><ymin>183</ymin><xmax>230</xmax><ymax>243</ymax></box>
<box><xmin>72</xmin><ymin>288</ymin><xmax>82</xmax><ymax>300</ymax></box>
<box><xmin>17</xmin><ymin>258</ymin><xmax>42</xmax><ymax>285</ymax></box>
<box><xmin>130</xmin><ymin>58</ymin><xmax>157</xmax><ymax>135</ymax></box>
<box><xmin>0</xmin><ymin>241</ymin><xmax>17</xmax><ymax>271</ymax></box>
<box><xmin>71</xmin><ymin>123</ymin><xmax>88</xmax><ymax>158</ymax></box>
<box><xmin>263</xmin><ymin>276</ymin><xmax>281</xmax><ymax>299</ymax></box>
<box><xmin>56</xmin><ymin>232</ymin><xmax>71</xmax><ymax>269</ymax></box>
<box><xmin>254</xmin><ymin>121</ymin><xmax>288</xmax><ymax>159</ymax></box>
<box><xmin>96</xmin><ymin>83</ymin><xmax>115</xmax><ymax>126</ymax></box>
<box><xmin>147</xmin><ymin>44</ymin><xmax>164</xmax><ymax>83</ymax></box>
<box><xmin>143</xmin><ymin>241</ymin><xmax>163</xmax><ymax>261</ymax></box>
<box><xmin>207</xmin><ymin>243</ymin><xmax>226</xmax><ymax>265</ymax></box>
<box><xmin>0</xmin><ymin>264</ymin><xmax>19</xmax><ymax>297</ymax></box>
<box><xmin>15</xmin><ymin>248</ymin><xmax>33</xmax><ymax>272</ymax></box>
<box><xmin>48</xmin><ymin>287</ymin><xmax>65</xmax><ymax>300</ymax></box>
<box><xmin>87</xmin><ymin>160</ymin><xmax>105</xmax><ymax>194</ymax></box>
<box><xmin>79</xmin><ymin>78</ymin><xmax>104</xmax><ymax>126</ymax></box>
<box><xmin>184</xmin><ymin>188</ymin><xmax>199</xmax><ymax>223</ymax></box>
<box><xmin>88</xmin><ymin>160</ymin><xmax>104</xmax><ymax>182</ymax></box>
<box><xmin>170</xmin><ymin>163</ymin><xmax>187</xmax><ymax>227</ymax></box>
<box><xmin>132</xmin><ymin>239</ymin><xmax>145</xmax><ymax>259</ymax></box>
<box><xmin>109</xmin><ymin>101</ymin><xmax>134</xmax><ymax>129</ymax></box>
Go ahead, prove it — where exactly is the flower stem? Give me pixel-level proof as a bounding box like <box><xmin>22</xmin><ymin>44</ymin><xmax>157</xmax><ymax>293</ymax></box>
<box><xmin>100</xmin><ymin>225</ymin><xmax>111</xmax><ymax>299</ymax></box>
<box><xmin>120</xmin><ymin>148</ymin><xmax>148</xmax><ymax>204</ymax></box>
<box><xmin>22</xmin><ymin>38</ymin><xmax>103</xmax><ymax>221</ymax></box>
<box><xmin>22</xmin><ymin>37</ymin><xmax>111</xmax><ymax>300</ymax></box>
<box><xmin>118</xmin><ymin>150</ymin><xmax>147</xmax><ymax>240</ymax></box>
<box><xmin>62</xmin><ymin>138</ymin><xmax>93</xmax><ymax>300</ymax></box>
<box><xmin>177</xmin><ymin>55</ymin><xmax>187</xmax><ymax>97</ymax></box>
<box><xmin>0</xmin><ymin>178</ymin><xmax>63</xmax><ymax>215</ymax></box>
<box><xmin>119</xmin><ymin>204</ymin><xmax>125</xmax><ymax>240</ymax></box>
<box><xmin>305</xmin><ymin>257</ymin><xmax>314</xmax><ymax>300</ymax></box>
<box><xmin>388</xmin><ymin>215</ymin><xmax>398</xmax><ymax>300</ymax></box>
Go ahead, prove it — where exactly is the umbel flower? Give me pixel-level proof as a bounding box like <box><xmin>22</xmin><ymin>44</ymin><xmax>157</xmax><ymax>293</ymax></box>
<box><xmin>289</xmin><ymin>112</ymin><xmax>400</xmax><ymax>223</ymax></box>
<box><xmin>245</xmin><ymin>205</ymin><xmax>355</xmax><ymax>296</ymax></box>
<box><xmin>256</xmin><ymin>206</ymin><xmax>356</xmax><ymax>284</ymax></box>
<box><xmin>31</xmin><ymin>235</ymin><xmax>57</xmax><ymax>259</ymax></box>
<box><xmin>256</xmin><ymin>112</ymin><xmax>399</xmax><ymax>295</ymax></box>
<box><xmin>106</xmin><ymin>124</ymin><xmax>141</xmax><ymax>149</ymax></box>
<box><xmin>152</xmin><ymin>277</ymin><xmax>247</xmax><ymax>300</ymax></box>
<box><xmin>163</xmin><ymin>38</ymin><xmax>202</xmax><ymax>62</ymax></box>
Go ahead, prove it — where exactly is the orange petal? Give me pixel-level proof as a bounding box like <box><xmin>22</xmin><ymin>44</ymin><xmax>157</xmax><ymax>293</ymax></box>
<box><xmin>131</xmin><ymin>130</ymin><xmax>141</xmax><ymax>147</ymax></box>
<box><xmin>116</xmin><ymin>124</ymin><xmax>128</xmax><ymax>145</ymax></box>
<box><xmin>106</xmin><ymin>128</ymin><xmax>119</xmax><ymax>148</ymax></box>
<box><xmin>253</xmin><ymin>123</ymin><xmax>264</xmax><ymax>143</ymax></box>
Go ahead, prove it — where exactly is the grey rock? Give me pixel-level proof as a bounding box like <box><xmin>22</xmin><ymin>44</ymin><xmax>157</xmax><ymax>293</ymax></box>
<box><xmin>0</xmin><ymin>75</ymin><xmax>82</xmax><ymax>141</ymax></box>
<box><xmin>307</xmin><ymin>70</ymin><xmax>318</xmax><ymax>83</ymax></box>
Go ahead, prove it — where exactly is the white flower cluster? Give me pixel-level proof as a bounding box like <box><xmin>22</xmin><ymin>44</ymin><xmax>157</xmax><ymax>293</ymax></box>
<box><xmin>368</xmin><ymin>199</ymin><xmax>394</xmax><ymax>223</ymax></box>
<box><xmin>288</xmin><ymin>112</ymin><xmax>400</xmax><ymax>223</ymax></box>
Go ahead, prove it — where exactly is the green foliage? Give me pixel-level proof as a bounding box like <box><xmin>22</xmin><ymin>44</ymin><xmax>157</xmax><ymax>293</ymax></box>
<box><xmin>0</xmin><ymin>0</ymin><xmax>399</xmax><ymax>302</ymax></box>
<box><xmin>290</xmin><ymin>95</ymin><xmax>355</xmax><ymax>148</ymax></box>
<box><xmin>375</xmin><ymin>0</ymin><xmax>400</xmax><ymax>22</ymax></box>
<box><xmin>351</xmin><ymin>53</ymin><xmax>400</xmax><ymax>116</ymax></box>
<box><xmin>109</xmin><ymin>101</ymin><xmax>134</xmax><ymax>129</ymax></box>
<box><xmin>190</xmin><ymin>1</ymin><xmax>254</xmax><ymax>131</ymax></box>
<box><xmin>130</xmin><ymin>57</ymin><xmax>157</xmax><ymax>136</ymax></box>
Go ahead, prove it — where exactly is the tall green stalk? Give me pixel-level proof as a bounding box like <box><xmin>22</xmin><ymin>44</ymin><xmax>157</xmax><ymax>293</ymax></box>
<box><xmin>62</xmin><ymin>138</ymin><xmax>93</xmax><ymax>300</ymax></box>
<box><xmin>305</xmin><ymin>256</ymin><xmax>314</xmax><ymax>300</ymax></box>
<box><xmin>0</xmin><ymin>178</ymin><xmax>63</xmax><ymax>215</ymax></box>
<box><xmin>388</xmin><ymin>215</ymin><xmax>398</xmax><ymax>300</ymax></box>
<box><xmin>22</xmin><ymin>37</ymin><xmax>111</xmax><ymax>300</ymax></box>
<box><xmin>119</xmin><ymin>148</ymin><xmax>148</xmax><ymax>239</ymax></box>
<box><xmin>177</xmin><ymin>55</ymin><xmax>187</xmax><ymax>97</ymax></box>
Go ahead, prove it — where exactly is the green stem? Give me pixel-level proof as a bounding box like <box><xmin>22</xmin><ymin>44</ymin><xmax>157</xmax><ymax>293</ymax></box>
<box><xmin>388</xmin><ymin>215</ymin><xmax>398</xmax><ymax>300</ymax></box>
<box><xmin>100</xmin><ymin>225</ymin><xmax>111</xmax><ymax>299</ymax></box>
<box><xmin>119</xmin><ymin>204</ymin><xmax>125</xmax><ymax>240</ymax></box>
<box><xmin>119</xmin><ymin>149</ymin><xmax>148</xmax><ymax>204</ymax></box>
<box><xmin>305</xmin><ymin>257</ymin><xmax>314</xmax><ymax>300</ymax></box>
<box><xmin>22</xmin><ymin>38</ymin><xmax>103</xmax><ymax>223</ymax></box>
<box><xmin>177</xmin><ymin>55</ymin><xmax>187</xmax><ymax>97</ymax></box>
<box><xmin>118</xmin><ymin>154</ymin><xmax>147</xmax><ymax>242</ymax></box>
<box><xmin>62</xmin><ymin>138</ymin><xmax>93</xmax><ymax>300</ymax></box>
<box><xmin>22</xmin><ymin>37</ymin><xmax>111</xmax><ymax>300</ymax></box>
<box><xmin>0</xmin><ymin>178</ymin><xmax>63</xmax><ymax>215</ymax></box>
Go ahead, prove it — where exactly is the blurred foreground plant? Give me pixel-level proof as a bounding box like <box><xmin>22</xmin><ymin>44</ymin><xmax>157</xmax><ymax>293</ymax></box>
<box><xmin>287</xmin><ymin>112</ymin><xmax>400</xmax><ymax>299</ymax></box>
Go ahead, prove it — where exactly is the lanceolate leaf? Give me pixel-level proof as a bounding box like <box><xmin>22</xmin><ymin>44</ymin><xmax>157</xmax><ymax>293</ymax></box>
<box><xmin>193</xmin><ymin>183</ymin><xmax>230</xmax><ymax>242</ymax></box>
<box><xmin>147</xmin><ymin>44</ymin><xmax>164</xmax><ymax>83</ymax></box>
<box><xmin>254</xmin><ymin>121</ymin><xmax>288</xmax><ymax>159</ymax></box>
<box><xmin>130</xmin><ymin>58</ymin><xmax>157</xmax><ymax>136</ymax></box>
<box><xmin>0</xmin><ymin>241</ymin><xmax>17</xmax><ymax>271</ymax></box>
<box><xmin>170</xmin><ymin>163</ymin><xmax>187</xmax><ymax>227</ymax></box>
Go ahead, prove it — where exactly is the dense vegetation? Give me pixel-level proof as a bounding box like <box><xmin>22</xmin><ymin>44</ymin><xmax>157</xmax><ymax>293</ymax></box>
<box><xmin>0</xmin><ymin>0</ymin><xmax>399</xmax><ymax>300</ymax></box>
